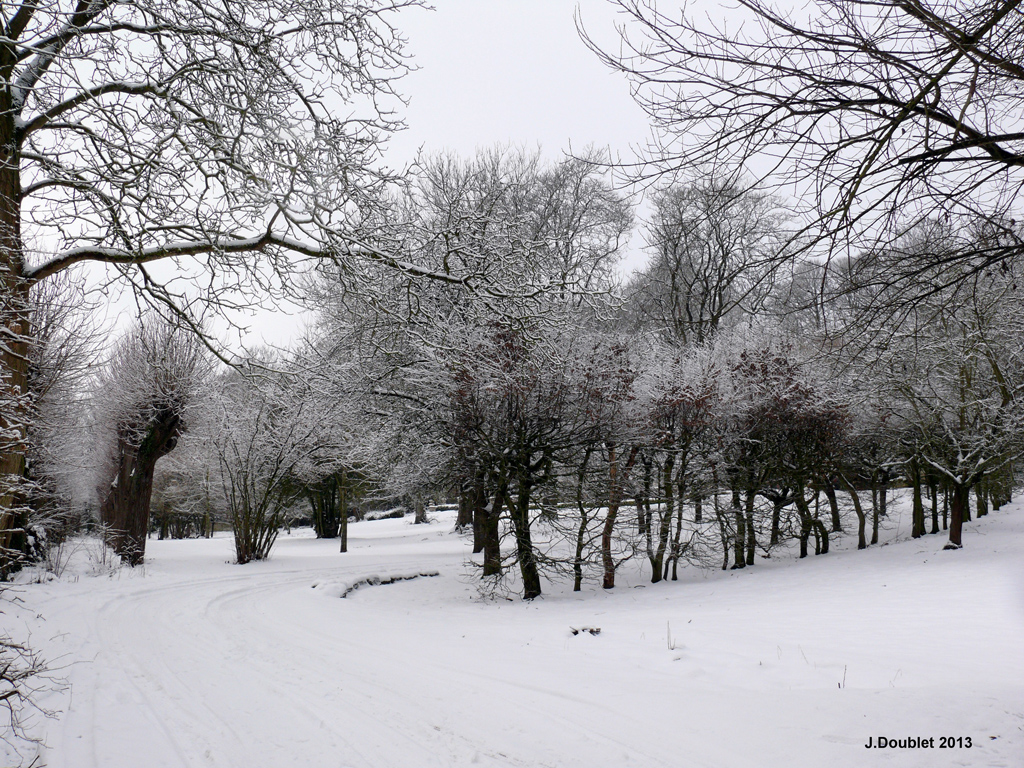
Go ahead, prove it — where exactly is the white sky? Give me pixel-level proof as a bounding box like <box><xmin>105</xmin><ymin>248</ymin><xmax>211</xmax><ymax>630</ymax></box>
<box><xmin>385</xmin><ymin>1</ymin><xmax>652</xmax><ymax>167</ymax></box>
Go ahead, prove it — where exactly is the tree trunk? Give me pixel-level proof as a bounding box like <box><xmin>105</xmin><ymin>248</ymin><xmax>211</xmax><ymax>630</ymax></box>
<box><xmin>793</xmin><ymin>487</ymin><xmax>825</xmax><ymax>558</ymax></box>
<box><xmin>929</xmin><ymin>478</ymin><xmax>939</xmax><ymax>535</ymax></box>
<box><xmin>413</xmin><ymin>496</ymin><xmax>427</xmax><ymax>525</ymax></box>
<box><xmin>942</xmin><ymin>485</ymin><xmax>948</xmax><ymax>530</ymax></box>
<box><xmin>100</xmin><ymin>412</ymin><xmax>182</xmax><ymax>566</ymax></box>
<box><xmin>637</xmin><ymin>454</ymin><xmax>652</xmax><ymax>537</ymax></box>
<box><xmin>470</xmin><ymin>469</ymin><xmax>487</xmax><ymax>554</ymax></box>
<box><xmin>744</xmin><ymin>488</ymin><xmax>756</xmax><ymax>566</ymax></box>
<box><xmin>339</xmin><ymin>469</ymin><xmax>348</xmax><ymax>553</ymax></box>
<box><xmin>821</xmin><ymin>480</ymin><xmax>841</xmax><ymax>532</ymax></box>
<box><xmin>0</xmin><ymin>109</ymin><xmax>29</xmax><ymax>578</ymax></box>
<box><xmin>573</xmin><ymin>449</ymin><xmax>593</xmax><ymax>592</ymax></box>
<box><xmin>841</xmin><ymin>477</ymin><xmax>867</xmax><ymax>549</ymax></box>
<box><xmin>0</xmin><ymin>283</ymin><xmax>29</xmax><ymax>577</ymax></box>
<box><xmin>669</xmin><ymin>494</ymin><xmax>685</xmax><ymax>581</ymax></box>
<box><xmin>456</xmin><ymin>476</ymin><xmax>474</xmax><ymax>530</ymax></box>
<box><xmin>601</xmin><ymin>444</ymin><xmax>639</xmax><ymax>590</ymax></box>
<box><xmin>945</xmin><ymin>483</ymin><xmax>969</xmax><ymax>549</ymax></box>
<box><xmin>649</xmin><ymin>453</ymin><xmax>674</xmax><ymax>583</ymax></box>
<box><xmin>976</xmin><ymin>484</ymin><xmax>988</xmax><ymax>518</ymax></box>
<box><xmin>508</xmin><ymin>480</ymin><xmax>541</xmax><ymax>600</ymax></box>
<box><xmin>714</xmin><ymin>493</ymin><xmax>729</xmax><ymax>570</ymax></box>
<box><xmin>768</xmin><ymin>488</ymin><xmax>789</xmax><ymax>548</ymax></box>
<box><xmin>310</xmin><ymin>473</ymin><xmax>340</xmax><ymax>539</ymax></box>
<box><xmin>911</xmin><ymin>460</ymin><xmax>925</xmax><ymax>539</ymax></box>
<box><xmin>870</xmin><ymin>477</ymin><xmax>880</xmax><ymax>545</ymax></box>
<box><xmin>481</xmin><ymin>484</ymin><xmax>504</xmax><ymax>577</ymax></box>
<box><xmin>731</xmin><ymin>487</ymin><xmax>745</xmax><ymax>569</ymax></box>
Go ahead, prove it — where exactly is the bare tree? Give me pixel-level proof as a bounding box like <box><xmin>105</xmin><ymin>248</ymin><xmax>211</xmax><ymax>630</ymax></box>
<box><xmin>881</xmin><ymin>256</ymin><xmax>1024</xmax><ymax>549</ymax></box>
<box><xmin>585</xmin><ymin>0</ymin><xmax>1024</xmax><ymax>293</ymax></box>
<box><xmin>629</xmin><ymin>173</ymin><xmax>789</xmax><ymax>345</ymax></box>
<box><xmin>210</xmin><ymin>363</ymin><xmax>326</xmax><ymax>564</ymax></box>
<box><xmin>0</xmin><ymin>273</ymin><xmax>96</xmax><ymax>575</ymax></box>
<box><xmin>95</xmin><ymin>319</ymin><xmax>209</xmax><ymax>565</ymax></box>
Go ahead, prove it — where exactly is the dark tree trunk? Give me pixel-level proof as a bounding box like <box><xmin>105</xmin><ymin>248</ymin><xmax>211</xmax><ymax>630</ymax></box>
<box><xmin>339</xmin><ymin>469</ymin><xmax>348</xmax><ymax>553</ymax></box>
<box><xmin>796</xmin><ymin>491</ymin><xmax>810</xmax><ymax>558</ymax></box>
<box><xmin>731</xmin><ymin>487</ymin><xmax>745</xmax><ymax>570</ymax></box>
<box><xmin>841</xmin><ymin>478</ymin><xmax>867</xmax><ymax>550</ymax></box>
<box><xmin>508</xmin><ymin>480</ymin><xmax>541</xmax><ymax>600</ymax></box>
<box><xmin>480</xmin><ymin>484</ymin><xmax>504</xmax><ymax>577</ymax></box>
<box><xmin>413</xmin><ymin>497</ymin><xmax>427</xmax><ymax>525</ymax></box>
<box><xmin>870</xmin><ymin>477</ymin><xmax>880</xmax><ymax>545</ymax></box>
<box><xmin>637</xmin><ymin>453</ymin><xmax>652</xmax><ymax>537</ymax></box>
<box><xmin>814</xmin><ymin>518</ymin><xmax>829</xmax><ymax>554</ymax></box>
<box><xmin>100</xmin><ymin>411</ymin><xmax>183</xmax><ymax>566</ymax></box>
<box><xmin>0</xmin><ymin>289</ymin><xmax>29</xmax><ymax>576</ymax></box>
<box><xmin>744</xmin><ymin>489</ymin><xmax>756</xmax><ymax>566</ymax></box>
<box><xmin>976</xmin><ymin>484</ymin><xmax>988</xmax><ymax>518</ymax></box>
<box><xmin>990</xmin><ymin>475</ymin><xmax>1003</xmax><ymax>511</ymax></box>
<box><xmin>669</xmin><ymin>494</ymin><xmax>685</xmax><ymax>581</ymax></box>
<box><xmin>794</xmin><ymin>487</ymin><xmax>827</xmax><ymax>558</ymax></box>
<box><xmin>573</xmin><ymin>448</ymin><xmax>593</xmax><ymax>592</ymax></box>
<box><xmin>911</xmin><ymin>460</ymin><xmax>926</xmax><ymax>539</ymax></box>
<box><xmin>945</xmin><ymin>484</ymin><xmax>969</xmax><ymax>549</ymax></box>
<box><xmin>0</xmin><ymin>111</ymin><xmax>29</xmax><ymax>577</ymax></box>
<box><xmin>309</xmin><ymin>473</ymin><xmax>340</xmax><ymax>539</ymax></box>
<box><xmin>767</xmin><ymin>488</ymin><xmax>790</xmax><ymax>548</ymax></box>
<box><xmin>456</xmin><ymin>477</ymin><xmax>474</xmax><ymax>530</ymax></box>
<box><xmin>649</xmin><ymin>453</ymin><xmax>674</xmax><ymax>583</ymax></box>
<box><xmin>823</xmin><ymin>481</ymin><xmax>842</xmax><ymax>532</ymax></box>
<box><xmin>714</xmin><ymin>495</ymin><xmax>730</xmax><ymax>571</ymax></box>
<box><xmin>471</xmin><ymin>472</ymin><xmax>488</xmax><ymax>554</ymax></box>
<box><xmin>601</xmin><ymin>444</ymin><xmax>639</xmax><ymax>590</ymax></box>
<box><xmin>929</xmin><ymin>478</ymin><xmax>939</xmax><ymax>534</ymax></box>
<box><xmin>762</xmin><ymin>487</ymin><xmax>793</xmax><ymax>549</ymax></box>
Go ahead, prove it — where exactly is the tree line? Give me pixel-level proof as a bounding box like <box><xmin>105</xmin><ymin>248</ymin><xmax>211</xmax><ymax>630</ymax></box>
<box><xmin>6</xmin><ymin>147</ymin><xmax>1020</xmax><ymax>602</ymax></box>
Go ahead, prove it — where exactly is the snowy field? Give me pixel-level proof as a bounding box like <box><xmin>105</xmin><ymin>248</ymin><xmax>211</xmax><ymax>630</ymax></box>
<box><xmin>5</xmin><ymin>502</ymin><xmax>1024</xmax><ymax>768</ymax></box>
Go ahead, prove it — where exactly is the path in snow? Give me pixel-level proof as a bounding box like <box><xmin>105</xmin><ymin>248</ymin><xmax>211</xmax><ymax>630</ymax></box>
<box><xmin>8</xmin><ymin>505</ymin><xmax>1024</xmax><ymax>768</ymax></box>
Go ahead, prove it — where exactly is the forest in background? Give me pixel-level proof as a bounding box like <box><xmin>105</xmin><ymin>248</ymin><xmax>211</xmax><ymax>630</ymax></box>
<box><xmin>12</xmin><ymin>147</ymin><xmax>1023</xmax><ymax>602</ymax></box>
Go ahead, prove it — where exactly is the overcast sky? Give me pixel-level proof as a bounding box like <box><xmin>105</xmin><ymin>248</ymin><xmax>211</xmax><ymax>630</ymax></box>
<box><xmin>385</xmin><ymin>1</ymin><xmax>653</xmax><ymax>166</ymax></box>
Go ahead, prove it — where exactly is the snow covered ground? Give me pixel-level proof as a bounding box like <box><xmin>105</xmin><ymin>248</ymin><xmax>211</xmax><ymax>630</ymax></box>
<box><xmin>4</xmin><ymin>501</ymin><xmax>1024</xmax><ymax>768</ymax></box>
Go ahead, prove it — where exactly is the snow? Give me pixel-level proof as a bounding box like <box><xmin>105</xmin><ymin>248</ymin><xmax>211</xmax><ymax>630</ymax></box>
<box><xmin>5</xmin><ymin>503</ymin><xmax>1024</xmax><ymax>768</ymax></box>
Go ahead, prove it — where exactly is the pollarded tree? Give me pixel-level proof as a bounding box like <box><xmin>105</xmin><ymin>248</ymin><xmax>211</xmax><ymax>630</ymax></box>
<box><xmin>94</xmin><ymin>318</ymin><xmax>209</xmax><ymax>565</ymax></box>
<box><xmin>0</xmin><ymin>0</ymin><xmax>424</xmax><ymax>545</ymax></box>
